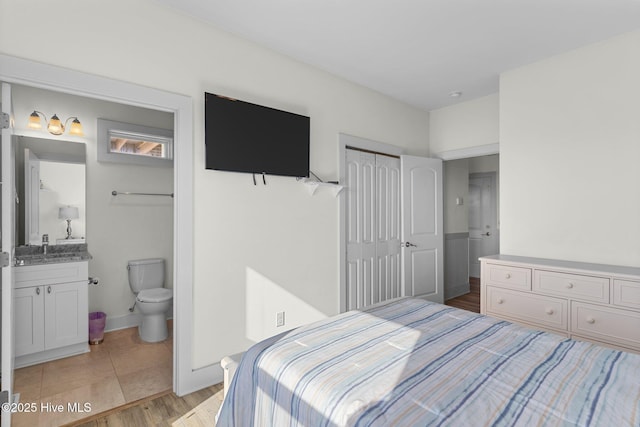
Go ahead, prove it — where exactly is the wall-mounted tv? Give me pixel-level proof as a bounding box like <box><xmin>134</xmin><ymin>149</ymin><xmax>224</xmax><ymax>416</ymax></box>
<box><xmin>205</xmin><ymin>92</ymin><xmax>310</xmax><ymax>178</ymax></box>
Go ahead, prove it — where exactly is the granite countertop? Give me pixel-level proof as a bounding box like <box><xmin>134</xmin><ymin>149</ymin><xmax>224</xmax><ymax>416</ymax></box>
<box><xmin>15</xmin><ymin>243</ymin><xmax>92</xmax><ymax>266</ymax></box>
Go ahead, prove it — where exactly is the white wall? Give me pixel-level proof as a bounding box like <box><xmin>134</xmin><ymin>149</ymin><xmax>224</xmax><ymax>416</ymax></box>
<box><xmin>429</xmin><ymin>93</ymin><xmax>499</xmax><ymax>155</ymax></box>
<box><xmin>11</xmin><ymin>84</ymin><xmax>174</xmax><ymax>327</ymax></box>
<box><xmin>500</xmin><ymin>29</ymin><xmax>640</xmax><ymax>266</ymax></box>
<box><xmin>0</xmin><ymin>0</ymin><xmax>430</xmax><ymax>369</ymax></box>
<box><xmin>443</xmin><ymin>159</ymin><xmax>469</xmax><ymax>234</ymax></box>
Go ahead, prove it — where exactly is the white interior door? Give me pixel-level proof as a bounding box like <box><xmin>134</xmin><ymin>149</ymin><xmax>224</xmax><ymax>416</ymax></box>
<box><xmin>1</xmin><ymin>81</ymin><xmax>16</xmax><ymax>426</ymax></box>
<box><xmin>345</xmin><ymin>149</ymin><xmax>376</xmax><ymax>310</ymax></box>
<box><xmin>375</xmin><ymin>155</ymin><xmax>401</xmax><ymax>302</ymax></box>
<box><xmin>401</xmin><ymin>155</ymin><xmax>443</xmax><ymax>303</ymax></box>
<box><xmin>469</xmin><ymin>173</ymin><xmax>498</xmax><ymax>277</ymax></box>
<box><xmin>24</xmin><ymin>148</ymin><xmax>40</xmax><ymax>245</ymax></box>
<box><xmin>345</xmin><ymin>149</ymin><xmax>401</xmax><ymax>310</ymax></box>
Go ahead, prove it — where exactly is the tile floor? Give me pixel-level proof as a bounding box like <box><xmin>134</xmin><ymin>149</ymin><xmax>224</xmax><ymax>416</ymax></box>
<box><xmin>12</xmin><ymin>323</ymin><xmax>173</xmax><ymax>427</ymax></box>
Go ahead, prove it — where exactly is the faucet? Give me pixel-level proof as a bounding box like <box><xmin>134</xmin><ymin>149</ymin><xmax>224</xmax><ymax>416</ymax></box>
<box><xmin>42</xmin><ymin>234</ymin><xmax>49</xmax><ymax>256</ymax></box>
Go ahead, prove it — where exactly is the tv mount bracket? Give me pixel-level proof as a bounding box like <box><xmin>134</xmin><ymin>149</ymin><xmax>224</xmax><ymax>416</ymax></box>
<box><xmin>253</xmin><ymin>172</ymin><xmax>267</xmax><ymax>186</ymax></box>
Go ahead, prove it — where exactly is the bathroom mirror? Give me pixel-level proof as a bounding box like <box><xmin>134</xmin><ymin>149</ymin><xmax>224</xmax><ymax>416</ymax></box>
<box><xmin>14</xmin><ymin>135</ymin><xmax>86</xmax><ymax>246</ymax></box>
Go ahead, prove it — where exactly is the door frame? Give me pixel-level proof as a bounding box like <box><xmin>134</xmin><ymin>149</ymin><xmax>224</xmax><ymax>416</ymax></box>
<box><xmin>0</xmin><ymin>54</ymin><xmax>207</xmax><ymax>395</ymax></box>
<box><xmin>434</xmin><ymin>143</ymin><xmax>499</xmax><ymax>161</ymax></box>
<box><xmin>338</xmin><ymin>133</ymin><xmax>404</xmax><ymax>313</ymax></box>
<box><xmin>1</xmin><ymin>81</ymin><xmax>15</xmax><ymax>427</ymax></box>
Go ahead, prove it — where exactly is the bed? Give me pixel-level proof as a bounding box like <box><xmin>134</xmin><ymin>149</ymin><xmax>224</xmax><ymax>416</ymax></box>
<box><xmin>216</xmin><ymin>298</ymin><xmax>640</xmax><ymax>426</ymax></box>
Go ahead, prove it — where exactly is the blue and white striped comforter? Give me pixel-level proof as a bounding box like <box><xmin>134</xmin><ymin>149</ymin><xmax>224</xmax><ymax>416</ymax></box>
<box><xmin>216</xmin><ymin>298</ymin><xmax>640</xmax><ymax>426</ymax></box>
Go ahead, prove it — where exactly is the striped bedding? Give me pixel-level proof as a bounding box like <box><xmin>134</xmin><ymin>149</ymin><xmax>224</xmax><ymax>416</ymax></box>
<box><xmin>216</xmin><ymin>298</ymin><xmax>640</xmax><ymax>426</ymax></box>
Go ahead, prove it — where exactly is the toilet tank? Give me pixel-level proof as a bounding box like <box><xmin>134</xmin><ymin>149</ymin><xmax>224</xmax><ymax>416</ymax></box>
<box><xmin>128</xmin><ymin>258</ymin><xmax>165</xmax><ymax>293</ymax></box>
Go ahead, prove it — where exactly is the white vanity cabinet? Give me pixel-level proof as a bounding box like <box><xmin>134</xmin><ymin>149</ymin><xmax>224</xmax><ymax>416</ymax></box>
<box><xmin>14</xmin><ymin>261</ymin><xmax>89</xmax><ymax>367</ymax></box>
<box><xmin>480</xmin><ymin>255</ymin><xmax>640</xmax><ymax>354</ymax></box>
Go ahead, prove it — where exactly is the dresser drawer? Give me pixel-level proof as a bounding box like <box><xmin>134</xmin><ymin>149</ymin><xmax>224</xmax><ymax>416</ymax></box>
<box><xmin>485</xmin><ymin>264</ymin><xmax>531</xmax><ymax>290</ymax></box>
<box><xmin>533</xmin><ymin>270</ymin><xmax>609</xmax><ymax>303</ymax></box>
<box><xmin>613</xmin><ymin>279</ymin><xmax>640</xmax><ymax>310</ymax></box>
<box><xmin>486</xmin><ymin>286</ymin><xmax>567</xmax><ymax>330</ymax></box>
<box><xmin>571</xmin><ymin>302</ymin><xmax>640</xmax><ymax>351</ymax></box>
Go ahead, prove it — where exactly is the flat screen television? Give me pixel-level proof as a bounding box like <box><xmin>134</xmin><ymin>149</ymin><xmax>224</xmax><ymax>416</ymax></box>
<box><xmin>205</xmin><ymin>92</ymin><xmax>310</xmax><ymax>178</ymax></box>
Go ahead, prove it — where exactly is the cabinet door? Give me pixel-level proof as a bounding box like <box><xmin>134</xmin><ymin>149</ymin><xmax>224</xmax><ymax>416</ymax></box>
<box><xmin>44</xmin><ymin>281</ymin><xmax>88</xmax><ymax>349</ymax></box>
<box><xmin>15</xmin><ymin>286</ymin><xmax>45</xmax><ymax>356</ymax></box>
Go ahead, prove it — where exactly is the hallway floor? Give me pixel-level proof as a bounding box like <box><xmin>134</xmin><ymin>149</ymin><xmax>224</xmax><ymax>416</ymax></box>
<box><xmin>12</xmin><ymin>323</ymin><xmax>172</xmax><ymax>427</ymax></box>
<box><xmin>444</xmin><ymin>277</ymin><xmax>481</xmax><ymax>313</ymax></box>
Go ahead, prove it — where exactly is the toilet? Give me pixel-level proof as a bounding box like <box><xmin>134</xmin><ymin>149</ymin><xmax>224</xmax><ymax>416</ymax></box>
<box><xmin>127</xmin><ymin>258</ymin><xmax>172</xmax><ymax>342</ymax></box>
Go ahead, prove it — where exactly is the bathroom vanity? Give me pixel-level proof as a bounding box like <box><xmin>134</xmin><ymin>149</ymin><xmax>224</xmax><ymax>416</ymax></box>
<box><xmin>14</xmin><ymin>245</ymin><xmax>92</xmax><ymax>368</ymax></box>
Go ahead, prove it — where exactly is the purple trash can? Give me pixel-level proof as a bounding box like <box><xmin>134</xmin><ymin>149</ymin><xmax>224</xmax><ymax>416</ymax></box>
<box><xmin>89</xmin><ymin>312</ymin><xmax>107</xmax><ymax>345</ymax></box>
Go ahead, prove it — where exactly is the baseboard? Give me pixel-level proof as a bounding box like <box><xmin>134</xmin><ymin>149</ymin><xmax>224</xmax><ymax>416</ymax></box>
<box><xmin>16</xmin><ymin>343</ymin><xmax>89</xmax><ymax>369</ymax></box>
<box><xmin>104</xmin><ymin>302</ymin><xmax>174</xmax><ymax>333</ymax></box>
<box><xmin>445</xmin><ymin>282</ymin><xmax>471</xmax><ymax>300</ymax></box>
<box><xmin>104</xmin><ymin>313</ymin><xmax>142</xmax><ymax>332</ymax></box>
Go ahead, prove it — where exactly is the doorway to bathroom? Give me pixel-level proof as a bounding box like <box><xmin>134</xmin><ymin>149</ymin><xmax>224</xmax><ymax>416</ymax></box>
<box><xmin>0</xmin><ymin>56</ymin><xmax>198</xmax><ymax>425</ymax></box>
<box><xmin>9</xmin><ymin>82</ymin><xmax>177</xmax><ymax>423</ymax></box>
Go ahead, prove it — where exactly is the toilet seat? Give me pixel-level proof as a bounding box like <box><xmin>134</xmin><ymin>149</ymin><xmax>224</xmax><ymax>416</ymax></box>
<box><xmin>137</xmin><ymin>288</ymin><xmax>172</xmax><ymax>303</ymax></box>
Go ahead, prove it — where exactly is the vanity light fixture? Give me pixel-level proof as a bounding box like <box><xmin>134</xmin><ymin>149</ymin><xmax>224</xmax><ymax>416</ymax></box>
<box><xmin>59</xmin><ymin>206</ymin><xmax>80</xmax><ymax>239</ymax></box>
<box><xmin>27</xmin><ymin>110</ymin><xmax>46</xmax><ymax>130</ymax></box>
<box><xmin>27</xmin><ymin>111</ymin><xmax>84</xmax><ymax>136</ymax></box>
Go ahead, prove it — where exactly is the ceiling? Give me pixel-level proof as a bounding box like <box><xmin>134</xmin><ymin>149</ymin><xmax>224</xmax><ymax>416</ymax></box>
<box><xmin>157</xmin><ymin>0</ymin><xmax>640</xmax><ymax>111</ymax></box>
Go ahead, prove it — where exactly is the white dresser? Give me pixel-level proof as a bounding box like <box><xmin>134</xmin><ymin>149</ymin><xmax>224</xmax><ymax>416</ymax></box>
<box><xmin>480</xmin><ymin>254</ymin><xmax>640</xmax><ymax>354</ymax></box>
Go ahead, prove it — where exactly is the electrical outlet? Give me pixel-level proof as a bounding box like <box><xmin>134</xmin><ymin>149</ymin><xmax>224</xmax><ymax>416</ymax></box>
<box><xmin>276</xmin><ymin>311</ymin><xmax>285</xmax><ymax>327</ymax></box>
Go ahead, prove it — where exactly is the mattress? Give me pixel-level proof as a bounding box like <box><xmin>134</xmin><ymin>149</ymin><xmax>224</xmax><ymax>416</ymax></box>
<box><xmin>216</xmin><ymin>298</ymin><xmax>640</xmax><ymax>426</ymax></box>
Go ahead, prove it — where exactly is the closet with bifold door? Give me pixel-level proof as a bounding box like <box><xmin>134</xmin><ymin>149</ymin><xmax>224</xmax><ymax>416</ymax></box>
<box><xmin>345</xmin><ymin>148</ymin><xmax>401</xmax><ymax>310</ymax></box>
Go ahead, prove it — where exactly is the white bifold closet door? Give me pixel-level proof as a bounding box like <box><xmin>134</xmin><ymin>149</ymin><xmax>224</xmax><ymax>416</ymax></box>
<box><xmin>345</xmin><ymin>149</ymin><xmax>401</xmax><ymax>310</ymax></box>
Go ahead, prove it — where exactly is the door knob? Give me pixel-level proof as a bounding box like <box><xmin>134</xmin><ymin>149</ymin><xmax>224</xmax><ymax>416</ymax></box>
<box><xmin>401</xmin><ymin>242</ymin><xmax>417</xmax><ymax>248</ymax></box>
<box><xmin>484</xmin><ymin>232</ymin><xmax>491</xmax><ymax>236</ymax></box>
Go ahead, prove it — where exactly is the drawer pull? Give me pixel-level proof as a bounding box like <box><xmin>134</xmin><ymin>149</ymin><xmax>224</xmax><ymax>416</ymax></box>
<box><xmin>497</xmin><ymin>298</ymin><xmax>504</xmax><ymax>304</ymax></box>
<box><xmin>545</xmin><ymin>308</ymin><xmax>555</xmax><ymax>315</ymax></box>
<box><xmin>566</xmin><ymin>282</ymin><xmax>574</xmax><ymax>289</ymax></box>
<box><xmin>586</xmin><ymin>317</ymin><xmax>595</xmax><ymax>324</ymax></box>
<box><xmin>505</xmin><ymin>273</ymin><xmax>511</xmax><ymax>279</ymax></box>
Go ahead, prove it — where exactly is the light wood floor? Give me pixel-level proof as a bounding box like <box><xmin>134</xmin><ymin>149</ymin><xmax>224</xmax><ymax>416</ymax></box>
<box><xmin>13</xmin><ymin>324</ymin><xmax>173</xmax><ymax>427</ymax></box>
<box><xmin>68</xmin><ymin>383</ymin><xmax>223</xmax><ymax>427</ymax></box>
<box><xmin>444</xmin><ymin>277</ymin><xmax>480</xmax><ymax>313</ymax></box>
